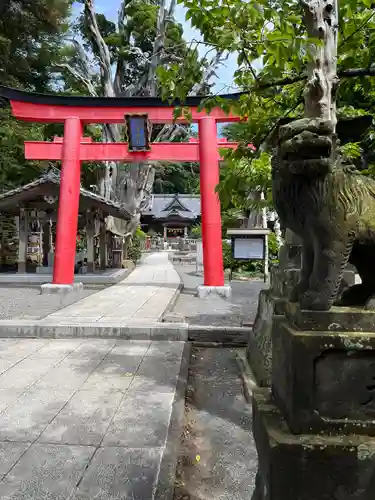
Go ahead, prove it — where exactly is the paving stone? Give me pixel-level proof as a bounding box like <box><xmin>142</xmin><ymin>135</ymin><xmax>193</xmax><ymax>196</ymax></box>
<box><xmin>0</xmin><ymin>387</ymin><xmax>75</xmax><ymax>441</ymax></box>
<box><xmin>39</xmin><ymin>389</ymin><xmax>124</xmax><ymax>446</ymax></box>
<box><xmin>29</xmin><ymin>339</ymin><xmax>84</xmax><ymax>359</ymax></box>
<box><xmin>0</xmin><ymin>388</ymin><xmax>27</xmax><ymax>414</ymax></box>
<box><xmin>37</xmin><ymin>253</ymin><xmax>181</xmax><ymax>327</ymax></box>
<box><xmin>103</xmin><ymin>391</ymin><xmax>175</xmax><ymax>447</ymax></box>
<box><xmin>0</xmin><ymin>356</ymin><xmax>62</xmax><ymax>391</ymax></box>
<box><xmin>0</xmin><ymin>442</ymin><xmax>30</xmax><ymax>478</ymax></box>
<box><xmin>71</xmin><ymin>447</ymin><xmax>162</xmax><ymax>500</ymax></box>
<box><xmin>35</xmin><ymin>355</ymin><xmax>106</xmax><ymax>391</ymax></box>
<box><xmin>0</xmin><ymin>443</ymin><xmax>95</xmax><ymax>500</ymax></box>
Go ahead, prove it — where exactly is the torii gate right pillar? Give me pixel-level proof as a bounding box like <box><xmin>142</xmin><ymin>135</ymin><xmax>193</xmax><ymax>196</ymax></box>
<box><xmin>197</xmin><ymin>116</ymin><xmax>231</xmax><ymax>298</ymax></box>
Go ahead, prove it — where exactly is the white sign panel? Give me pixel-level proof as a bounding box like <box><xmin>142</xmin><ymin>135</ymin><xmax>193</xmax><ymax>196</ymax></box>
<box><xmin>233</xmin><ymin>237</ymin><xmax>264</xmax><ymax>260</ymax></box>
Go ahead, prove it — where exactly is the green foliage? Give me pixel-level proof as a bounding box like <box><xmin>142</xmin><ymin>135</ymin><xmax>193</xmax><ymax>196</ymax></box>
<box><xmin>157</xmin><ymin>0</ymin><xmax>375</xmax><ymax>210</ymax></box>
<box><xmin>153</xmin><ymin>162</ymin><xmax>200</xmax><ymax>194</ymax></box>
<box><xmin>218</xmin><ymin>151</ymin><xmax>273</xmax><ymax>211</ymax></box>
<box><xmin>190</xmin><ymin>224</ymin><xmax>202</xmax><ymax>238</ymax></box>
<box><xmin>340</xmin><ymin>142</ymin><xmax>363</xmax><ymax>161</ymax></box>
<box><xmin>0</xmin><ymin>0</ymin><xmax>71</xmax><ymax>191</ymax></box>
<box><xmin>0</xmin><ymin>0</ymin><xmax>71</xmax><ymax>90</ymax></box>
<box><xmin>127</xmin><ymin>235</ymin><xmax>142</xmax><ymax>264</ymax></box>
<box><xmin>0</xmin><ymin>109</ymin><xmax>47</xmax><ymax>190</ymax></box>
<box><xmin>268</xmin><ymin>232</ymin><xmax>279</xmax><ymax>260</ymax></box>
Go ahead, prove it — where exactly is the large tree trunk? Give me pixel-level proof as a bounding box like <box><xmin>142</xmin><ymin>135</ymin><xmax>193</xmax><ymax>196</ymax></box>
<box><xmin>302</xmin><ymin>0</ymin><xmax>339</xmax><ymax>127</ymax></box>
<box><xmin>61</xmin><ymin>0</ymin><xmax>226</xmax><ymax>240</ymax></box>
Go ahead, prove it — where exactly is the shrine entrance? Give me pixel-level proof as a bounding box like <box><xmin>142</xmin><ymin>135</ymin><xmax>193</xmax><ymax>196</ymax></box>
<box><xmin>0</xmin><ymin>86</ymin><xmax>242</xmax><ymax>292</ymax></box>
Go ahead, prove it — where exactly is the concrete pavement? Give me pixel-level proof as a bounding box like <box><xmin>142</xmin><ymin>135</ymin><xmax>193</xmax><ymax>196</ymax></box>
<box><xmin>0</xmin><ymin>252</ymin><xmax>184</xmax><ymax>339</ymax></box>
<box><xmin>0</xmin><ymin>338</ymin><xmax>189</xmax><ymax>499</ymax></box>
<box><xmin>44</xmin><ymin>252</ymin><xmax>181</xmax><ymax>325</ymax></box>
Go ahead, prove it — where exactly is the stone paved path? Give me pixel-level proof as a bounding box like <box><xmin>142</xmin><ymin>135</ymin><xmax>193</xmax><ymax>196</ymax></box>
<box><xmin>173</xmin><ymin>264</ymin><xmax>267</xmax><ymax>326</ymax></box>
<box><xmin>43</xmin><ymin>252</ymin><xmax>180</xmax><ymax>326</ymax></box>
<box><xmin>0</xmin><ymin>338</ymin><xmax>186</xmax><ymax>499</ymax></box>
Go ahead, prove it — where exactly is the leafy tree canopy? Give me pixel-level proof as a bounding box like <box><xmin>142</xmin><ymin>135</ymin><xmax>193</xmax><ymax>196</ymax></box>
<box><xmin>0</xmin><ymin>0</ymin><xmax>71</xmax><ymax>191</ymax></box>
<box><xmin>159</xmin><ymin>0</ymin><xmax>375</xmax><ymax>211</ymax></box>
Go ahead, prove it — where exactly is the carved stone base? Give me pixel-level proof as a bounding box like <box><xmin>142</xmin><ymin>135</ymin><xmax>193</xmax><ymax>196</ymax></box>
<box><xmin>247</xmin><ymin>266</ymin><xmax>300</xmax><ymax>386</ymax></box>
<box><xmin>273</xmin><ymin>303</ymin><xmax>375</xmax><ymax>435</ymax></box>
<box><xmin>252</xmin><ymin>389</ymin><xmax>375</xmax><ymax>500</ymax></box>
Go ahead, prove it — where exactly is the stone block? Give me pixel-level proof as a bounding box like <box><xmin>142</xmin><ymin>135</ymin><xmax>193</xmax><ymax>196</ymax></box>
<box><xmin>39</xmin><ymin>389</ymin><xmax>124</xmax><ymax>446</ymax></box>
<box><xmin>162</xmin><ymin>312</ymin><xmax>185</xmax><ymax>323</ymax></box>
<box><xmin>0</xmin><ymin>443</ymin><xmax>95</xmax><ymax>499</ymax></box>
<box><xmin>40</xmin><ymin>282</ymin><xmax>83</xmax><ymax>295</ymax></box>
<box><xmin>252</xmin><ymin>389</ymin><xmax>375</xmax><ymax>500</ymax></box>
<box><xmin>272</xmin><ymin>308</ymin><xmax>375</xmax><ymax>435</ymax></box>
<box><xmin>0</xmin><ymin>442</ymin><xmax>30</xmax><ymax>478</ymax></box>
<box><xmin>0</xmin><ymin>387</ymin><xmax>74</xmax><ymax>441</ymax></box>
<box><xmin>122</xmin><ymin>259</ymin><xmax>136</xmax><ymax>270</ymax></box>
<box><xmin>196</xmin><ymin>284</ymin><xmax>231</xmax><ymax>299</ymax></box>
<box><xmin>285</xmin><ymin>301</ymin><xmax>375</xmax><ymax>332</ymax></box>
<box><xmin>102</xmin><ymin>391</ymin><xmax>175</xmax><ymax>447</ymax></box>
<box><xmin>70</xmin><ymin>447</ymin><xmax>162</xmax><ymax>500</ymax></box>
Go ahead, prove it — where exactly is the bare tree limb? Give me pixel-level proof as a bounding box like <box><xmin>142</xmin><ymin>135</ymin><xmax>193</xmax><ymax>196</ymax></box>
<box><xmin>53</xmin><ymin>63</ymin><xmax>98</xmax><ymax>96</ymax></box>
<box><xmin>191</xmin><ymin>51</ymin><xmax>228</xmax><ymax>95</ymax></box>
<box><xmin>146</xmin><ymin>0</ymin><xmax>177</xmax><ymax>96</ymax></box>
<box><xmin>83</xmin><ymin>0</ymin><xmax>115</xmax><ymax>97</ymax></box>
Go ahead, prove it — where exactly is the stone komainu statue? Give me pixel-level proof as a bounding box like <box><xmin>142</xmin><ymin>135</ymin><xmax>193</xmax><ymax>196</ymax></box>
<box><xmin>273</xmin><ymin>117</ymin><xmax>375</xmax><ymax>311</ymax></box>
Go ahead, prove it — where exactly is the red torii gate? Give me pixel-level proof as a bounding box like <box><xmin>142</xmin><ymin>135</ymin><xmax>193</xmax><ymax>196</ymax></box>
<box><xmin>0</xmin><ymin>86</ymin><xmax>245</xmax><ymax>293</ymax></box>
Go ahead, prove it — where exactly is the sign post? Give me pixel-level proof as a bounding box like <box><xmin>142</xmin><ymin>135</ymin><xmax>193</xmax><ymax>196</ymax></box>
<box><xmin>227</xmin><ymin>228</ymin><xmax>270</xmax><ymax>282</ymax></box>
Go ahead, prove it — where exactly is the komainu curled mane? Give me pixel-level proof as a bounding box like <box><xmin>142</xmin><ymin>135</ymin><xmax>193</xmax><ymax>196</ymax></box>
<box><xmin>273</xmin><ymin>117</ymin><xmax>375</xmax><ymax>310</ymax></box>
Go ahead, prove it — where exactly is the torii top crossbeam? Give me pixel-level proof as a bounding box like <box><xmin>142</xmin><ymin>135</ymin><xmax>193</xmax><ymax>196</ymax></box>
<box><xmin>0</xmin><ymin>86</ymin><xmax>244</xmax><ymax>124</ymax></box>
<box><xmin>0</xmin><ymin>86</ymin><xmax>246</xmax><ymax>294</ymax></box>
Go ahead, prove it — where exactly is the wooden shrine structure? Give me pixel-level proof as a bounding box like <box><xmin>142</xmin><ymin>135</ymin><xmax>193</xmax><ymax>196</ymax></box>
<box><xmin>0</xmin><ymin>168</ymin><xmax>131</xmax><ymax>273</ymax></box>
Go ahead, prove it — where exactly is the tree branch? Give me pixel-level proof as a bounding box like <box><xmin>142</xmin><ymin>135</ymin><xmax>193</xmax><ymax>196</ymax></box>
<box><xmin>83</xmin><ymin>0</ymin><xmax>115</xmax><ymax>97</ymax></box>
<box><xmin>146</xmin><ymin>0</ymin><xmax>177</xmax><ymax>96</ymax></box>
<box><xmin>52</xmin><ymin>63</ymin><xmax>98</xmax><ymax>96</ymax></box>
<box><xmin>250</xmin><ymin>66</ymin><xmax>375</xmax><ymax>93</ymax></box>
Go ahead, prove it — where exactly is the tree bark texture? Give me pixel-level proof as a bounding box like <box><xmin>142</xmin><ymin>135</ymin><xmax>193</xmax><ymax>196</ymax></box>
<box><xmin>302</xmin><ymin>0</ymin><xmax>339</xmax><ymax>127</ymax></box>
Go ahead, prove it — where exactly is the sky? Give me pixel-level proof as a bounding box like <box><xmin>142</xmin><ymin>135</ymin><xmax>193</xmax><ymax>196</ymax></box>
<box><xmin>71</xmin><ymin>0</ymin><xmax>239</xmax><ymax>93</ymax></box>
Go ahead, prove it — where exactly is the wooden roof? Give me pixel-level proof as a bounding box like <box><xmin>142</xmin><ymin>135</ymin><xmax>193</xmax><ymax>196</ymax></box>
<box><xmin>0</xmin><ymin>170</ymin><xmax>132</xmax><ymax>219</ymax></box>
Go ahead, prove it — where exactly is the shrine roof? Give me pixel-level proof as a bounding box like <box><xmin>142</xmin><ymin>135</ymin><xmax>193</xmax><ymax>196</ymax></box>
<box><xmin>0</xmin><ymin>85</ymin><xmax>244</xmax><ymax>108</ymax></box>
<box><xmin>142</xmin><ymin>194</ymin><xmax>201</xmax><ymax>220</ymax></box>
<box><xmin>0</xmin><ymin>170</ymin><xmax>132</xmax><ymax>219</ymax></box>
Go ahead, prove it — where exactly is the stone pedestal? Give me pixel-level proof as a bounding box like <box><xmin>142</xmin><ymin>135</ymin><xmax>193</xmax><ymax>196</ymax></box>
<box><xmin>247</xmin><ymin>230</ymin><xmax>302</xmax><ymax>386</ymax></box>
<box><xmin>196</xmin><ymin>284</ymin><xmax>231</xmax><ymax>299</ymax></box>
<box><xmin>252</xmin><ymin>304</ymin><xmax>375</xmax><ymax>500</ymax></box>
<box><xmin>247</xmin><ymin>229</ymin><xmax>357</xmax><ymax>387</ymax></box>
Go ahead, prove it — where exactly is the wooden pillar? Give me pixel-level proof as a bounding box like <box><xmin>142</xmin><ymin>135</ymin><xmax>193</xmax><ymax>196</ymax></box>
<box><xmin>42</xmin><ymin>219</ymin><xmax>52</xmax><ymax>267</ymax></box>
<box><xmin>18</xmin><ymin>208</ymin><xmax>28</xmax><ymax>273</ymax></box>
<box><xmin>163</xmin><ymin>226</ymin><xmax>167</xmax><ymax>239</ymax></box>
<box><xmin>198</xmin><ymin>116</ymin><xmax>224</xmax><ymax>286</ymax></box>
<box><xmin>86</xmin><ymin>210</ymin><xmax>95</xmax><ymax>273</ymax></box>
<box><xmin>52</xmin><ymin>116</ymin><xmax>82</xmax><ymax>285</ymax></box>
<box><xmin>99</xmin><ymin>213</ymin><xmax>107</xmax><ymax>270</ymax></box>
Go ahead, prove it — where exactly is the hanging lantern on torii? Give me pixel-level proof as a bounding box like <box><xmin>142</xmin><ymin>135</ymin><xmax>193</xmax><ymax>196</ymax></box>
<box><xmin>124</xmin><ymin>114</ymin><xmax>152</xmax><ymax>152</ymax></box>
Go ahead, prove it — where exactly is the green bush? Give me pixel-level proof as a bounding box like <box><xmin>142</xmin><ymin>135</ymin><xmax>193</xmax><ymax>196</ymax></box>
<box><xmin>127</xmin><ymin>235</ymin><xmax>142</xmax><ymax>264</ymax></box>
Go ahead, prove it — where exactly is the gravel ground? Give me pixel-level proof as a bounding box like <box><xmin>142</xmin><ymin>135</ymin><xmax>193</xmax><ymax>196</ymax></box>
<box><xmin>174</xmin><ymin>347</ymin><xmax>257</xmax><ymax>500</ymax></box>
<box><xmin>0</xmin><ymin>284</ymin><xmax>108</xmax><ymax>320</ymax></box>
<box><xmin>172</xmin><ymin>264</ymin><xmax>268</xmax><ymax>326</ymax></box>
